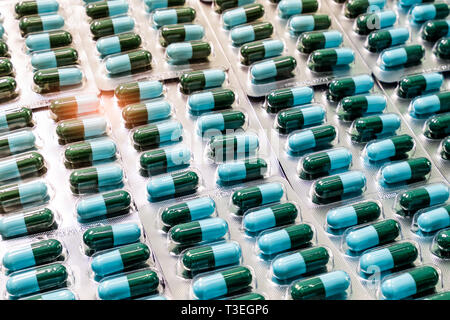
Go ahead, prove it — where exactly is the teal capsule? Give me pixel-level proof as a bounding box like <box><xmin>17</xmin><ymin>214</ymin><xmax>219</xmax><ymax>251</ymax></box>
<box><xmin>83</xmin><ymin>223</ymin><xmax>142</xmax><ymax>253</ymax></box>
<box><xmin>286</xmin><ymin>125</ymin><xmax>337</xmax><ymax>155</ymax></box>
<box><xmin>0</xmin><ymin>208</ymin><xmax>54</xmax><ymax>238</ymax></box>
<box><xmin>250</xmin><ymin>56</ymin><xmax>297</xmax><ymax>81</ymax></box>
<box><xmin>114</xmin><ymin>80</ymin><xmax>163</xmax><ymax>106</ymax></box>
<box><xmin>166</xmin><ymin>41</ymin><xmax>211</xmax><ymax>63</ymax></box>
<box><xmin>139</xmin><ymin>145</ymin><xmax>191</xmax><ymax>176</ymax></box>
<box><xmin>327</xmin><ymin>75</ymin><xmax>374</xmax><ymax>102</ymax></box>
<box><xmin>231</xmin><ymin>182</ymin><xmax>284</xmax><ymax>214</ymax></box>
<box><xmin>338</xmin><ymin>94</ymin><xmax>387</xmax><ymax>121</ymax></box>
<box><xmin>70</xmin><ymin>164</ymin><xmax>124</xmax><ymax>194</ymax></box>
<box><xmin>152</xmin><ymin>7</ymin><xmax>196</xmax><ymax>28</ymax></box>
<box><xmin>410</xmin><ymin>3</ymin><xmax>450</xmax><ymax>24</ymax></box>
<box><xmin>299</xmin><ymin>147</ymin><xmax>352</xmax><ymax>180</ymax></box>
<box><xmin>180</xmin><ymin>69</ymin><xmax>226</xmax><ymax>94</ymax></box>
<box><xmin>0</xmin><ymin>130</ymin><xmax>36</xmax><ymax>158</ymax></box>
<box><xmin>196</xmin><ymin>110</ymin><xmax>246</xmax><ymax>136</ymax></box>
<box><xmin>33</xmin><ymin>67</ymin><xmax>83</xmax><ymax>93</ymax></box>
<box><xmin>424</xmin><ymin>113</ymin><xmax>450</xmax><ymax>139</ymax></box>
<box><xmin>366</xmin><ymin>28</ymin><xmax>410</xmax><ymax>53</ymax></box>
<box><xmin>266</xmin><ymin>86</ymin><xmax>314</xmax><ymax>113</ymax></box>
<box><xmin>222</xmin><ymin>4</ymin><xmax>265</xmax><ymax>29</ymax></box>
<box><xmin>208</xmin><ymin>133</ymin><xmax>259</xmax><ymax>161</ymax></box>
<box><xmin>350</xmin><ymin>113</ymin><xmax>401</xmax><ymax>143</ymax></box>
<box><xmin>105</xmin><ymin>50</ymin><xmax>152</xmax><ymax>75</ymax></box>
<box><xmin>85</xmin><ymin>0</ymin><xmax>129</xmax><ymax>19</ymax></box>
<box><xmin>312</xmin><ymin>171</ymin><xmax>367</xmax><ymax>204</ymax></box>
<box><xmin>145</xmin><ymin>0</ymin><xmax>186</xmax><ymax>12</ymax></box>
<box><xmin>217</xmin><ymin>158</ymin><xmax>268</xmax><ymax>184</ymax></box>
<box><xmin>410</xmin><ymin>91</ymin><xmax>450</xmax><ymax>118</ymax></box>
<box><xmin>161</xmin><ymin>197</ymin><xmax>216</xmax><ymax>228</ymax></box>
<box><xmin>90</xmin><ymin>16</ymin><xmax>135</xmax><ymax>38</ymax></box>
<box><xmin>15</xmin><ymin>0</ymin><xmax>60</xmax><ymax>18</ymax></box>
<box><xmin>21</xmin><ymin>289</ymin><xmax>76</xmax><ymax>300</ymax></box>
<box><xmin>397</xmin><ymin>73</ymin><xmax>444</xmax><ymax>99</ymax></box>
<box><xmin>308</xmin><ymin>48</ymin><xmax>355</xmax><ymax>72</ymax></box>
<box><xmin>0</xmin><ymin>181</ymin><xmax>49</xmax><ymax>214</ymax></box>
<box><xmin>76</xmin><ymin>190</ymin><xmax>131</xmax><ymax>221</ymax></box>
<box><xmin>354</xmin><ymin>10</ymin><xmax>397</xmax><ymax>35</ymax></box>
<box><xmin>0</xmin><ymin>152</ymin><xmax>46</xmax><ymax>183</ymax></box>
<box><xmin>187</xmin><ymin>88</ymin><xmax>235</xmax><ymax>115</ymax></box>
<box><xmin>288</xmin><ymin>14</ymin><xmax>331</xmax><ymax>36</ymax></box>
<box><xmin>19</xmin><ymin>14</ymin><xmax>64</xmax><ymax>36</ymax></box>
<box><xmin>243</xmin><ymin>202</ymin><xmax>298</xmax><ymax>233</ymax></box>
<box><xmin>230</xmin><ymin>21</ymin><xmax>274</xmax><ymax>46</ymax></box>
<box><xmin>379</xmin><ymin>45</ymin><xmax>425</xmax><ymax>69</ymax></box>
<box><xmin>160</xmin><ymin>24</ymin><xmax>204</xmax><ymax>46</ymax></box>
<box><xmin>30</xmin><ymin>47</ymin><xmax>78</xmax><ymax>69</ymax></box>
<box><xmin>147</xmin><ymin>170</ymin><xmax>199</xmax><ymax>201</ymax></box>
<box><xmin>132</xmin><ymin>120</ymin><xmax>183</xmax><ymax>150</ymax></box>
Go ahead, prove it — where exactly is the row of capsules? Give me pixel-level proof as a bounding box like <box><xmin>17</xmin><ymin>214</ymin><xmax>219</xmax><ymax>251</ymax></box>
<box><xmin>37</xmin><ymin>91</ymin><xmax>167</xmax><ymax>300</ymax></box>
<box><xmin>0</xmin><ymin>15</ymin><xmax>18</xmax><ymax>103</ymax></box>
<box><xmin>75</xmin><ymin>0</ymin><xmax>226</xmax><ymax>91</ymax></box>
<box><xmin>109</xmin><ymin>64</ymin><xmax>370</xmax><ymax>299</ymax></box>
<box><xmin>196</xmin><ymin>0</ymin><xmax>371</xmax><ymax>97</ymax></box>
<box><xmin>327</xmin><ymin>0</ymin><xmax>450</xmax><ymax>83</ymax></box>
<box><xmin>246</xmin><ymin>68</ymin><xmax>450</xmax><ymax>299</ymax></box>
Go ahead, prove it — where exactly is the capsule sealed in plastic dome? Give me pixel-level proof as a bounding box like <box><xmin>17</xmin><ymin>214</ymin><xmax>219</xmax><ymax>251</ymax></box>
<box><xmin>166</xmin><ymin>41</ymin><xmax>211</xmax><ymax>64</ymax></box>
<box><xmin>231</xmin><ymin>182</ymin><xmax>284</xmax><ymax>215</ymax></box>
<box><xmin>0</xmin><ymin>180</ymin><xmax>49</xmax><ymax>214</ymax></box>
<box><xmin>49</xmin><ymin>94</ymin><xmax>100</xmax><ymax>121</ymax></box>
<box><xmin>188</xmin><ymin>88</ymin><xmax>235</xmax><ymax>115</ymax></box>
<box><xmin>414</xmin><ymin>204</ymin><xmax>450</xmax><ymax>234</ymax></box>
<box><xmin>85</xmin><ymin>0</ymin><xmax>129</xmax><ymax>19</ymax></box>
<box><xmin>299</xmin><ymin>147</ymin><xmax>352</xmax><ymax>180</ymax></box>
<box><xmin>0</xmin><ymin>152</ymin><xmax>45</xmax><ymax>183</ymax></box>
<box><xmin>378</xmin><ymin>45</ymin><xmax>425</xmax><ymax>69</ymax></box>
<box><xmin>349</xmin><ymin>113</ymin><xmax>401</xmax><ymax>143</ymax></box>
<box><xmin>114</xmin><ymin>80</ymin><xmax>163</xmax><ymax>107</ymax></box>
<box><xmin>275</xmin><ymin>105</ymin><xmax>326</xmax><ymax>134</ymax></box>
<box><xmin>354</xmin><ymin>10</ymin><xmax>396</xmax><ymax>35</ymax></box>
<box><xmin>145</xmin><ymin>0</ymin><xmax>185</xmax><ymax>12</ymax></box>
<box><xmin>286</xmin><ymin>124</ymin><xmax>337</xmax><ymax>155</ymax></box>
<box><xmin>96</xmin><ymin>32</ymin><xmax>142</xmax><ymax>57</ymax></box>
<box><xmin>289</xmin><ymin>270</ymin><xmax>351</xmax><ymax>300</ymax></box>
<box><xmin>271</xmin><ymin>246</ymin><xmax>330</xmax><ymax>281</ymax></box>
<box><xmin>0</xmin><ymin>40</ymin><xmax>7</xmax><ymax>57</ymax></box>
<box><xmin>0</xmin><ymin>208</ymin><xmax>55</xmax><ymax>239</ymax></box>
<box><xmin>25</xmin><ymin>30</ymin><xmax>72</xmax><ymax>52</ymax></box>
<box><xmin>132</xmin><ymin>120</ymin><xmax>183</xmax><ymax>151</ymax></box>
<box><xmin>196</xmin><ymin>110</ymin><xmax>246</xmax><ymax>137</ymax></box>
<box><xmin>345</xmin><ymin>0</ymin><xmax>386</xmax><ymax>19</ymax></box>
<box><xmin>0</xmin><ymin>58</ymin><xmax>14</xmax><ymax>77</ymax></box>
<box><xmin>31</xmin><ymin>47</ymin><xmax>78</xmax><ymax>70</ymax></box>
<box><xmin>312</xmin><ymin>171</ymin><xmax>366</xmax><ymax>204</ymax></box>
<box><xmin>98</xmin><ymin>269</ymin><xmax>160</xmax><ymax>300</ymax></box>
<box><xmin>180</xmin><ymin>69</ymin><xmax>226</xmax><ymax>94</ymax></box>
<box><xmin>297</xmin><ymin>30</ymin><xmax>342</xmax><ymax>54</ymax></box>
<box><xmin>140</xmin><ymin>144</ymin><xmax>191</xmax><ymax>176</ymax></box>
<box><xmin>33</xmin><ymin>66</ymin><xmax>83</xmax><ymax>93</ymax></box>
<box><xmin>64</xmin><ymin>138</ymin><xmax>117</xmax><ymax>168</ymax></box>
<box><xmin>250</xmin><ymin>55</ymin><xmax>297</xmax><ymax>82</ymax></box>
<box><xmin>337</xmin><ymin>94</ymin><xmax>387</xmax><ymax>121</ymax></box>
<box><xmin>326</xmin><ymin>200</ymin><xmax>381</xmax><ymax>233</ymax></box>
<box><xmin>431</xmin><ymin>228</ymin><xmax>450</xmax><ymax>258</ymax></box>
<box><xmin>6</xmin><ymin>263</ymin><xmax>69</xmax><ymax>298</ymax></box>
<box><xmin>0</xmin><ymin>107</ymin><xmax>33</xmax><ymax>134</ymax></box>
<box><xmin>15</xmin><ymin>0</ymin><xmax>60</xmax><ymax>18</ymax></box>
<box><xmin>266</xmin><ymin>86</ymin><xmax>313</xmax><ymax>113</ymax></box>
<box><xmin>240</xmin><ymin>39</ymin><xmax>284</xmax><ymax>65</ymax></box>
<box><xmin>90</xmin><ymin>15</ymin><xmax>135</xmax><ymax>38</ymax></box>
<box><xmin>380</xmin><ymin>266</ymin><xmax>439</xmax><ymax>300</ymax></box>
<box><xmin>160</xmin><ymin>197</ymin><xmax>216</xmax><ymax>228</ymax></box>
<box><xmin>169</xmin><ymin>217</ymin><xmax>228</xmax><ymax>245</ymax></box>
<box><xmin>396</xmin><ymin>72</ymin><xmax>443</xmax><ymax>99</ymax></box>
<box><xmin>56</xmin><ymin>117</ymin><xmax>107</xmax><ymax>144</ymax></box>
<box><xmin>83</xmin><ymin>222</ymin><xmax>141</xmax><ymax>254</ymax></box>
<box><xmin>147</xmin><ymin>170</ymin><xmax>199</xmax><ymax>202</ymax></box>
<box><xmin>410</xmin><ymin>3</ymin><xmax>450</xmax><ymax>24</ymax></box>
<box><xmin>76</xmin><ymin>189</ymin><xmax>131</xmax><ymax>221</ymax></box>
<box><xmin>344</xmin><ymin>219</ymin><xmax>400</xmax><ymax>253</ymax></box>
<box><xmin>379</xmin><ymin>157</ymin><xmax>432</xmax><ymax>186</ymax></box>
<box><xmin>207</xmin><ymin>133</ymin><xmax>259</xmax><ymax>162</ymax></box>
<box><xmin>230</xmin><ymin>21</ymin><xmax>274</xmax><ymax>46</ymax></box>
<box><xmin>440</xmin><ymin>136</ymin><xmax>450</xmax><ymax>159</ymax></box>
<box><xmin>288</xmin><ymin>14</ymin><xmax>331</xmax><ymax>36</ymax></box>
<box><xmin>69</xmin><ymin>164</ymin><xmax>124</xmax><ymax>194</ymax></box>
<box><xmin>364</xmin><ymin>134</ymin><xmax>415</xmax><ymax>163</ymax></box>
<box><xmin>0</xmin><ymin>130</ymin><xmax>36</xmax><ymax>158</ymax></box>
<box><xmin>243</xmin><ymin>202</ymin><xmax>298</xmax><ymax>234</ymax></box>
<box><xmin>0</xmin><ymin>77</ymin><xmax>18</xmax><ymax>101</ymax></box>
<box><xmin>152</xmin><ymin>7</ymin><xmax>196</xmax><ymax>28</ymax></box>
<box><xmin>410</xmin><ymin>91</ymin><xmax>450</xmax><ymax>118</ymax></box>
<box><xmin>421</xmin><ymin>19</ymin><xmax>450</xmax><ymax>42</ymax></box>
<box><xmin>435</xmin><ymin>37</ymin><xmax>450</xmax><ymax>59</ymax></box>
<box><xmin>278</xmin><ymin>0</ymin><xmax>319</xmax><ymax>19</ymax></box>
<box><xmin>359</xmin><ymin>241</ymin><xmax>419</xmax><ymax>276</ymax></box>
<box><xmin>222</xmin><ymin>4</ymin><xmax>265</xmax><ymax>29</ymax></box>
<box><xmin>160</xmin><ymin>24</ymin><xmax>204</xmax><ymax>47</ymax></box>
<box><xmin>19</xmin><ymin>14</ymin><xmax>64</xmax><ymax>36</ymax></box>
<box><xmin>424</xmin><ymin>113</ymin><xmax>450</xmax><ymax>139</ymax></box>
<box><xmin>217</xmin><ymin>157</ymin><xmax>268</xmax><ymax>185</ymax></box>
<box><xmin>192</xmin><ymin>266</ymin><xmax>253</xmax><ymax>300</ymax></box>
<box><xmin>366</xmin><ymin>27</ymin><xmax>409</xmax><ymax>53</ymax></box>
<box><xmin>104</xmin><ymin>49</ymin><xmax>152</xmax><ymax>75</ymax></box>
<box><xmin>327</xmin><ymin>74</ymin><xmax>374</xmax><ymax>102</ymax></box>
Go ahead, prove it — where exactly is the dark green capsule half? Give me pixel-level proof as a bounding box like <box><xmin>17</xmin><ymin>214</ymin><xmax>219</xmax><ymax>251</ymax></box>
<box><xmin>435</xmin><ymin>229</ymin><xmax>450</xmax><ymax>257</ymax></box>
<box><xmin>0</xmin><ymin>40</ymin><xmax>8</xmax><ymax>57</ymax></box>
<box><xmin>0</xmin><ymin>107</ymin><xmax>32</xmax><ymax>133</ymax></box>
<box><xmin>422</xmin><ymin>20</ymin><xmax>450</xmax><ymax>42</ymax></box>
<box><xmin>424</xmin><ymin>113</ymin><xmax>450</xmax><ymax>139</ymax></box>
<box><xmin>441</xmin><ymin>136</ymin><xmax>450</xmax><ymax>159</ymax></box>
<box><xmin>35</xmin><ymin>263</ymin><xmax>68</xmax><ymax>291</ymax></box>
<box><xmin>86</xmin><ymin>0</ymin><xmax>129</xmax><ymax>19</ymax></box>
<box><xmin>435</xmin><ymin>37</ymin><xmax>450</xmax><ymax>59</ymax></box>
<box><xmin>180</xmin><ymin>70</ymin><xmax>226</xmax><ymax>94</ymax></box>
<box><xmin>31</xmin><ymin>239</ymin><xmax>63</xmax><ymax>265</ymax></box>
<box><xmin>397</xmin><ymin>73</ymin><xmax>443</xmax><ymax>99</ymax></box>
<box><xmin>0</xmin><ymin>77</ymin><xmax>17</xmax><ymax>101</ymax></box>
<box><xmin>397</xmin><ymin>184</ymin><xmax>449</xmax><ymax>215</ymax></box>
<box><xmin>327</xmin><ymin>75</ymin><xmax>374</xmax><ymax>102</ymax></box>
<box><xmin>276</xmin><ymin>105</ymin><xmax>325</xmax><ymax>133</ymax></box>
<box><xmin>388</xmin><ymin>242</ymin><xmax>419</xmax><ymax>268</ymax></box>
<box><xmin>69</xmin><ymin>166</ymin><xmax>124</xmax><ymax>193</ymax></box>
<box><xmin>0</xmin><ymin>152</ymin><xmax>45</xmax><ymax>182</ymax></box>
<box><xmin>345</xmin><ymin>0</ymin><xmax>384</xmax><ymax>19</ymax></box>
<box><xmin>125</xmin><ymin>270</ymin><xmax>159</xmax><ymax>298</ymax></box>
<box><xmin>19</xmin><ymin>14</ymin><xmax>64</xmax><ymax>36</ymax></box>
<box><xmin>0</xmin><ymin>58</ymin><xmax>13</xmax><ymax>77</ymax></box>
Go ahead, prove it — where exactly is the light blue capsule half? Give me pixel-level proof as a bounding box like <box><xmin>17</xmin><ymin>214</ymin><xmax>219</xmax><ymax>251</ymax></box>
<box><xmin>2</xmin><ymin>244</ymin><xmax>36</xmax><ymax>271</ymax></box>
<box><xmin>144</xmin><ymin>101</ymin><xmax>171</xmax><ymax>122</ymax></box>
<box><xmin>411</xmin><ymin>94</ymin><xmax>443</xmax><ymax>116</ymax></box>
<box><xmin>250</xmin><ymin>60</ymin><xmax>277</xmax><ymax>80</ymax></box>
<box><xmin>368</xmin><ymin>0</ymin><xmax>386</xmax><ymax>8</ymax></box>
<box><xmin>18</xmin><ymin>181</ymin><xmax>48</xmax><ymax>205</ymax></box>
<box><xmin>426</xmin><ymin>183</ymin><xmax>450</xmax><ymax>206</ymax></box>
<box><xmin>186</xmin><ymin>197</ymin><xmax>216</xmax><ymax>220</ymax></box>
<box><xmin>96</xmin><ymin>164</ymin><xmax>123</xmax><ymax>187</ymax></box>
<box><xmin>82</xmin><ymin>117</ymin><xmax>107</xmax><ymax>138</ymax></box>
<box><xmin>379</xmin><ymin>113</ymin><xmax>401</xmax><ymax>134</ymax></box>
<box><xmin>111</xmin><ymin>16</ymin><xmax>135</xmax><ymax>34</ymax></box>
<box><xmin>0</xmin><ymin>25</ymin><xmax>3</xmax><ymax>38</ymax></box>
<box><xmin>40</xmin><ymin>14</ymin><xmax>64</xmax><ymax>31</ymax></box>
<box><xmin>417</xmin><ymin>207</ymin><xmax>450</xmax><ymax>233</ymax></box>
<box><xmin>323</xmin><ymin>30</ymin><xmax>343</xmax><ymax>48</ymax></box>
<box><xmin>272</xmin><ymin>251</ymin><xmax>306</xmax><ymax>280</ymax></box>
<box><xmin>5</xmin><ymin>131</ymin><xmax>36</xmax><ymax>155</ymax></box>
<box><xmin>36</xmin><ymin>0</ymin><xmax>59</xmax><ymax>14</ymax></box>
<box><xmin>319</xmin><ymin>270</ymin><xmax>351</xmax><ymax>298</ymax></box>
<box><xmin>203</xmin><ymin>69</ymin><xmax>226</xmax><ymax>88</ymax></box>
<box><xmin>112</xmin><ymin>223</ymin><xmax>141</xmax><ymax>246</ymax></box>
<box><xmin>91</xmin><ymin>249</ymin><xmax>124</xmax><ymax>277</ymax></box>
<box><xmin>57</xmin><ymin>67</ymin><xmax>83</xmax><ymax>86</ymax></box>
<box><xmin>410</xmin><ymin>4</ymin><xmax>440</xmax><ymax>23</ymax></box>
<box><xmin>380</xmin><ymin>47</ymin><xmax>408</xmax><ymax>67</ymax></box>
<box><xmin>291</xmin><ymin>86</ymin><xmax>314</xmax><ymax>105</ymax></box>
<box><xmin>328</xmin><ymin>148</ymin><xmax>352</xmax><ymax>171</ymax></box>
<box><xmin>166</xmin><ymin>42</ymin><xmax>193</xmax><ymax>61</ymax></box>
<box><xmin>153</xmin><ymin>9</ymin><xmax>178</xmax><ymax>27</ymax></box>
<box><xmin>376</xmin><ymin>10</ymin><xmax>397</xmax><ymax>29</ymax></box>
<box><xmin>346</xmin><ymin>225</ymin><xmax>380</xmax><ymax>252</ymax></box>
<box><xmin>145</xmin><ymin>0</ymin><xmax>168</xmax><ymax>12</ymax></box>
<box><xmin>353</xmin><ymin>74</ymin><xmax>374</xmax><ymax>94</ymax></box>
<box><xmin>96</xmin><ymin>36</ymin><xmax>122</xmax><ymax>56</ymax></box>
<box><xmin>223</xmin><ymin>7</ymin><xmax>247</xmax><ymax>29</ymax></box>
<box><xmin>258</xmin><ymin>229</ymin><xmax>291</xmax><ymax>255</ymax></box>
<box><xmin>107</xmin><ymin>0</ymin><xmax>129</xmax><ymax>16</ymax></box>
<box><xmin>193</xmin><ymin>272</ymin><xmax>227</xmax><ymax>300</ymax></box>
<box><xmin>381</xmin><ymin>161</ymin><xmax>412</xmax><ymax>184</ymax></box>
<box><xmin>31</xmin><ymin>50</ymin><xmax>57</xmax><ymax>69</ymax></box>
<box><xmin>188</xmin><ymin>91</ymin><xmax>215</xmax><ymax>113</ymax></box>
<box><xmin>98</xmin><ymin>275</ymin><xmax>131</xmax><ymax>300</ymax></box>
<box><xmin>217</xmin><ymin>162</ymin><xmax>247</xmax><ymax>182</ymax></box>
<box><xmin>236</xmin><ymin>134</ymin><xmax>259</xmax><ymax>154</ymax></box>
<box><xmin>289</xmin><ymin>15</ymin><xmax>315</xmax><ymax>34</ymax></box>
<box><xmin>156</xmin><ymin>120</ymin><xmax>183</xmax><ymax>143</ymax></box>
<box><xmin>263</xmin><ymin>39</ymin><xmax>284</xmax><ymax>58</ymax></box>
<box><xmin>335</xmin><ymin>48</ymin><xmax>354</xmax><ymax>66</ymax></box>
<box><xmin>301</xmin><ymin>106</ymin><xmax>326</xmax><ymax>126</ymax></box>
<box><xmin>25</xmin><ymin>289</ymin><xmax>76</xmax><ymax>300</ymax></box>
<box><xmin>366</xmin><ymin>138</ymin><xmax>396</xmax><ymax>161</ymax></box>
<box><xmin>423</xmin><ymin>73</ymin><xmax>444</xmax><ymax>92</ymax></box>
<box><xmin>89</xmin><ymin>138</ymin><xmax>117</xmax><ymax>161</ymax></box>
<box><xmin>399</xmin><ymin>0</ymin><xmax>425</xmax><ymax>7</ymax></box>
<box><xmin>199</xmin><ymin>218</ymin><xmax>228</xmax><ymax>242</ymax></box>
<box><xmin>381</xmin><ymin>272</ymin><xmax>416</xmax><ymax>299</ymax></box>
<box><xmin>146</xmin><ymin>174</ymin><xmax>176</xmax><ymax>198</ymax></box>
<box><xmin>260</xmin><ymin>182</ymin><xmax>284</xmax><ymax>204</ymax></box>
<box><xmin>365</xmin><ymin>95</ymin><xmax>387</xmax><ymax>113</ymax></box>
<box><xmin>359</xmin><ymin>248</ymin><xmax>394</xmax><ymax>274</ymax></box>
<box><xmin>327</xmin><ymin>205</ymin><xmax>358</xmax><ymax>230</ymax></box>
<box><xmin>340</xmin><ymin>171</ymin><xmax>366</xmax><ymax>194</ymax></box>
<box><xmin>388</xmin><ymin>28</ymin><xmax>410</xmax><ymax>46</ymax></box>
<box><xmin>164</xmin><ymin>145</ymin><xmax>191</xmax><ymax>168</ymax></box>
<box><xmin>6</xmin><ymin>269</ymin><xmax>41</xmax><ymax>297</ymax></box>
<box><xmin>105</xmin><ymin>53</ymin><xmax>131</xmax><ymax>74</ymax></box>
<box><xmin>287</xmin><ymin>129</ymin><xmax>316</xmax><ymax>153</ymax></box>
<box><xmin>211</xmin><ymin>242</ymin><xmax>241</xmax><ymax>267</ymax></box>
<box><xmin>197</xmin><ymin>113</ymin><xmax>232</xmax><ymax>135</ymax></box>
<box><xmin>77</xmin><ymin>193</ymin><xmax>107</xmax><ymax>220</ymax></box>
<box><xmin>0</xmin><ymin>112</ymin><xmax>6</xmax><ymax>131</ymax></box>
<box><xmin>278</xmin><ymin>0</ymin><xmax>305</xmax><ymax>19</ymax></box>
<box><xmin>0</xmin><ymin>158</ymin><xmax>21</xmax><ymax>182</ymax></box>
<box><xmin>0</xmin><ymin>213</ymin><xmax>28</xmax><ymax>238</ymax></box>
<box><xmin>138</xmin><ymin>80</ymin><xmax>163</xmax><ymax>100</ymax></box>
<box><xmin>230</xmin><ymin>25</ymin><xmax>255</xmax><ymax>45</ymax></box>
<box><xmin>25</xmin><ymin>32</ymin><xmax>51</xmax><ymax>52</ymax></box>
<box><xmin>243</xmin><ymin>207</ymin><xmax>276</xmax><ymax>232</ymax></box>
<box><xmin>184</xmin><ymin>24</ymin><xmax>205</xmax><ymax>41</ymax></box>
